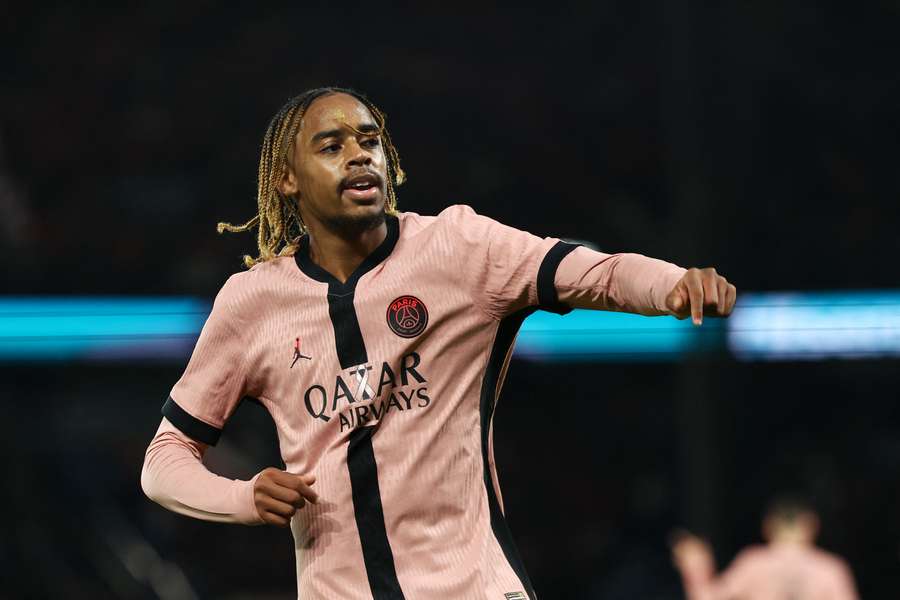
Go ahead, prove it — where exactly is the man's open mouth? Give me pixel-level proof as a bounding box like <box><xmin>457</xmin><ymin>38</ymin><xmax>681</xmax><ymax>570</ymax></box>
<box><xmin>341</xmin><ymin>172</ymin><xmax>382</xmax><ymax>201</ymax></box>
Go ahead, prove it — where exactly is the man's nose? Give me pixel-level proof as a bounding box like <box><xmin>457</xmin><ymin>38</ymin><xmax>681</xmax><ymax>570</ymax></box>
<box><xmin>347</xmin><ymin>142</ymin><xmax>373</xmax><ymax>168</ymax></box>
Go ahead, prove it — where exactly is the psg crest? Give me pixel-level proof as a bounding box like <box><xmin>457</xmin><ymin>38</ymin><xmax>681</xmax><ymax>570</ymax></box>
<box><xmin>386</xmin><ymin>295</ymin><xmax>428</xmax><ymax>338</ymax></box>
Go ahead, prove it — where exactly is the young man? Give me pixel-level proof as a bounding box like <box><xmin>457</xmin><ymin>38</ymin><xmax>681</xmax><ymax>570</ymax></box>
<box><xmin>141</xmin><ymin>86</ymin><xmax>736</xmax><ymax>600</ymax></box>
<box><xmin>671</xmin><ymin>496</ymin><xmax>859</xmax><ymax>599</ymax></box>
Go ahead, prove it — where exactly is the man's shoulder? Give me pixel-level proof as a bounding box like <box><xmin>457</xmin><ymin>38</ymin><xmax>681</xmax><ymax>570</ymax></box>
<box><xmin>732</xmin><ymin>544</ymin><xmax>770</xmax><ymax>564</ymax></box>
<box><xmin>213</xmin><ymin>256</ymin><xmax>299</xmax><ymax>315</ymax></box>
<box><xmin>723</xmin><ymin>544</ymin><xmax>778</xmax><ymax>576</ymax></box>
<box><xmin>398</xmin><ymin>204</ymin><xmax>500</xmax><ymax>240</ymax></box>
<box><xmin>807</xmin><ymin>546</ymin><xmax>853</xmax><ymax>572</ymax></box>
<box><xmin>400</xmin><ymin>203</ymin><xmax>467</xmax><ymax>227</ymax></box>
<box><xmin>227</xmin><ymin>255</ymin><xmax>296</xmax><ymax>287</ymax></box>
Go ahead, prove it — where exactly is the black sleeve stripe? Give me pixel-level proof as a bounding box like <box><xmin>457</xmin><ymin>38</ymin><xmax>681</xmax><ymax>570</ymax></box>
<box><xmin>536</xmin><ymin>240</ymin><xmax>581</xmax><ymax>314</ymax></box>
<box><xmin>161</xmin><ymin>396</ymin><xmax>222</xmax><ymax>446</ymax></box>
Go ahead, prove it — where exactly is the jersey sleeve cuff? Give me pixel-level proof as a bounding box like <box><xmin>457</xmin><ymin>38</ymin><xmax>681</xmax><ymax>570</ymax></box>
<box><xmin>161</xmin><ymin>396</ymin><xmax>223</xmax><ymax>446</ymax></box>
<box><xmin>537</xmin><ymin>240</ymin><xmax>581</xmax><ymax>314</ymax></box>
<box><xmin>237</xmin><ymin>471</ymin><xmax>265</xmax><ymax>526</ymax></box>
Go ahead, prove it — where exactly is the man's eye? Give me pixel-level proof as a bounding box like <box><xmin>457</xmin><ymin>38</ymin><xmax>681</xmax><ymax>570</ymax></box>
<box><xmin>362</xmin><ymin>138</ymin><xmax>380</xmax><ymax>148</ymax></box>
<box><xmin>321</xmin><ymin>144</ymin><xmax>340</xmax><ymax>153</ymax></box>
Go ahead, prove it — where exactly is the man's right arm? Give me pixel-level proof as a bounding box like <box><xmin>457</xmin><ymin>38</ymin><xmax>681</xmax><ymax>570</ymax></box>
<box><xmin>141</xmin><ymin>417</ymin><xmax>320</xmax><ymax>527</ymax></box>
<box><xmin>139</xmin><ymin>274</ymin><xmax>262</xmax><ymax>525</ymax></box>
<box><xmin>140</xmin><ymin>417</ymin><xmax>263</xmax><ymax>525</ymax></box>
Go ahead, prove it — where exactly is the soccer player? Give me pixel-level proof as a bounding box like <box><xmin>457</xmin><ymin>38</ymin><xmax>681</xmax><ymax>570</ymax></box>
<box><xmin>671</xmin><ymin>496</ymin><xmax>859</xmax><ymax>599</ymax></box>
<box><xmin>141</xmin><ymin>86</ymin><xmax>736</xmax><ymax>599</ymax></box>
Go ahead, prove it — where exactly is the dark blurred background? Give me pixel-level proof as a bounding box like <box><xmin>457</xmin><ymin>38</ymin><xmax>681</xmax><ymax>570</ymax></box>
<box><xmin>2</xmin><ymin>2</ymin><xmax>898</xmax><ymax>598</ymax></box>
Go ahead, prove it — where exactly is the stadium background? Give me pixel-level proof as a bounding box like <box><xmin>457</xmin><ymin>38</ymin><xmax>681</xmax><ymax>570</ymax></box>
<box><xmin>2</xmin><ymin>3</ymin><xmax>898</xmax><ymax>598</ymax></box>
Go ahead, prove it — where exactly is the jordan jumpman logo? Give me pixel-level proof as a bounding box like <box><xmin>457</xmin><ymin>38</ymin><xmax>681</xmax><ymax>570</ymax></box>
<box><xmin>291</xmin><ymin>337</ymin><xmax>311</xmax><ymax>368</ymax></box>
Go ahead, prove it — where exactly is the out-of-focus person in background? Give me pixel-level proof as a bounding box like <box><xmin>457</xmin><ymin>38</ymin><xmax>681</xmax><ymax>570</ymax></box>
<box><xmin>671</xmin><ymin>495</ymin><xmax>859</xmax><ymax>600</ymax></box>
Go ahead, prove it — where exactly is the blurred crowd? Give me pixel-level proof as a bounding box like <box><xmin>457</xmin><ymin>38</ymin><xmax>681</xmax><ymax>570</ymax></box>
<box><xmin>2</xmin><ymin>3</ymin><xmax>898</xmax><ymax>297</ymax></box>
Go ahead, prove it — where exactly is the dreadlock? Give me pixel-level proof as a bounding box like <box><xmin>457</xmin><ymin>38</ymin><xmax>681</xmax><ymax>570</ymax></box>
<box><xmin>217</xmin><ymin>87</ymin><xmax>406</xmax><ymax>268</ymax></box>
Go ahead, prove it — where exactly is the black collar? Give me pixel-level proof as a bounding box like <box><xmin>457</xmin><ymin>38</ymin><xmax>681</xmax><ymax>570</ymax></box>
<box><xmin>294</xmin><ymin>214</ymin><xmax>399</xmax><ymax>292</ymax></box>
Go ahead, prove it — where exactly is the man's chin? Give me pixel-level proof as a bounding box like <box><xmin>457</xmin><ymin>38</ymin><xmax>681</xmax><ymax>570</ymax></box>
<box><xmin>324</xmin><ymin>204</ymin><xmax>386</xmax><ymax>236</ymax></box>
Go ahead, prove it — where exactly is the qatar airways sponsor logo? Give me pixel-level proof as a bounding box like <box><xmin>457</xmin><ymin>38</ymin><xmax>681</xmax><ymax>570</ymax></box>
<box><xmin>302</xmin><ymin>351</ymin><xmax>431</xmax><ymax>432</ymax></box>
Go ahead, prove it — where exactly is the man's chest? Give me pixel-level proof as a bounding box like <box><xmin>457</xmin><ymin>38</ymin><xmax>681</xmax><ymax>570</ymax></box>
<box><xmin>245</xmin><ymin>268</ymin><xmax>489</xmax><ymax>436</ymax></box>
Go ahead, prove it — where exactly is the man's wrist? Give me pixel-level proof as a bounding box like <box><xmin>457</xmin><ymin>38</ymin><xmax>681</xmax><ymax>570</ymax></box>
<box><xmin>237</xmin><ymin>472</ymin><xmax>265</xmax><ymax>526</ymax></box>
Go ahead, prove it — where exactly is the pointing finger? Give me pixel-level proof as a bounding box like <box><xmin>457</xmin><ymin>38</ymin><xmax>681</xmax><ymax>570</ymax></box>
<box><xmin>688</xmin><ymin>275</ymin><xmax>704</xmax><ymax>326</ymax></box>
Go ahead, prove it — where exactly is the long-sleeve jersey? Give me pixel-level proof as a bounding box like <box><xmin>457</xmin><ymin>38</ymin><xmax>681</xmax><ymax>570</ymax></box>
<box><xmin>141</xmin><ymin>204</ymin><xmax>686</xmax><ymax>600</ymax></box>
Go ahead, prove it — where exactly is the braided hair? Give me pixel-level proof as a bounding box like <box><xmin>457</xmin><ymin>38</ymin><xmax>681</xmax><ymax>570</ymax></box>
<box><xmin>217</xmin><ymin>87</ymin><xmax>405</xmax><ymax>268</ymax></box>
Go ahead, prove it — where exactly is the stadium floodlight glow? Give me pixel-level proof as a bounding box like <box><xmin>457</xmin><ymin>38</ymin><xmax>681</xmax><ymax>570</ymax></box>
<box><xmin>515</xmin><ymin>309</ymin><xmax>725</xmax><ymax>361</ymax></box>
<box><xmin>0</xmin><ymin>297</ymin><xmax>211</xmax><ymax>361</ymax></box>
<box><xmin>1</xmin><ymin>291</ymin><xmax>899</xmax><ymax>363</ymax></box>
<box><xmin>726</xmin><ymin>290</ymin><xmax>900</xmax><ymax>361</ymax></box>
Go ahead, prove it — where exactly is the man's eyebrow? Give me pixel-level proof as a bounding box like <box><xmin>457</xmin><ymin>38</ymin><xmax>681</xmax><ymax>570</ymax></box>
<box><xmin>310</xmin><ymin>128</ymin><xmax>343</xmax><ymax>143</ymax></box>
<box><xmin>310</xmin><ymin>123</ymin><xmax>380</xmax><ymax>143</ymax></box>
<box><xmin>354</xmin><ymin>123</ymin><xmax>380</xmax><ymax>134</ymax></box>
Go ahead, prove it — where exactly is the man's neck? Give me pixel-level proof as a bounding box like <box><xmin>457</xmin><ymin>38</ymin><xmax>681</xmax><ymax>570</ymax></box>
<box><xmin>305</xmin><ymin>219</ymin><xmax>387</xmax><ymax>284</ymax></box>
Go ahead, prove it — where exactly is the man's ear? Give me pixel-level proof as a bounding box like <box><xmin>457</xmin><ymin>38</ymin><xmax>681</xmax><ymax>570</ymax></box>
<box><xmin>278</xmin><ymin>166</ymin><xmax>300</xmax><ymax>199</ymax></box>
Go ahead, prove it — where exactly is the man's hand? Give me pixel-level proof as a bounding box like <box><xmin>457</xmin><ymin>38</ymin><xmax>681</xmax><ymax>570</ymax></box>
<box><xmin>253</xmin><ymin>467</ymin><xmax>318</xmax><ymax>528</ymax></box>
<box><xmin>665</xmin><ymin>267</ymin><xmax>737</xmax><ymax>325</ymax></box>
<box><xmin>670</xmin><ymin>530</ymin><xmax>716</xmax><ymax>586</ymax></box>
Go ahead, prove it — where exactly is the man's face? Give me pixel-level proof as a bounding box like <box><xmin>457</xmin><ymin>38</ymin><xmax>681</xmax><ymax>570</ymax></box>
<box><xmin>281</xmin><ymin>93</ymin><xmax>388</xmax><ymax>234</ymax></box>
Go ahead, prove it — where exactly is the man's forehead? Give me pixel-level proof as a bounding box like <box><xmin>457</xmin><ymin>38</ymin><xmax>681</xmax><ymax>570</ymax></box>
<box><xmin>300</xmin><ymin>93</ymin><xmax>374</xmax><ymax>135</ymax></box>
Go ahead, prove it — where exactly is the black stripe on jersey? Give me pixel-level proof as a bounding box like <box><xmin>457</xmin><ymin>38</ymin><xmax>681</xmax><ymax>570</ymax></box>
<box><xmin>295</xmin><ymin>215</ymin><xmax>404</xmax><ymax>597</ymax></box>
<box><xmin>536</xmin><ymin>241</ymin><xmax>580</xmax><ymax>314</ymax></box>
<box><xmin>327</xmin><ymin>289</ymin><xmax>367</xmax><ymax>368</ymax></box>
<box><xmin>479</xmin><ymin>309</ymin><xmax>538</xmax><ymax>600</ymax></box>
<box><xmin>161</xmin><ymin>396</ymin><xmax>222</xmax><ymax>446</ymax></box>
<box><xmin>348</xmin><ymin>426</ymin><xmax>406</xmax><ymax>600</ymax></box>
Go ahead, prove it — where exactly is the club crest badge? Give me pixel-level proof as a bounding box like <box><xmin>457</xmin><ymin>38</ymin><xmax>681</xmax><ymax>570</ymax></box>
<box><xmin>386</xmin><ymin>295</ymin><xmax>428</xmax><ymax>338</ymax></box>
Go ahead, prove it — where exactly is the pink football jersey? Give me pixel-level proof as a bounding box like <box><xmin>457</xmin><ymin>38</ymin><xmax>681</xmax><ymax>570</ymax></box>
<box><xmin>142</xmin><ymin>204</ymin><xmax>685</xmax><ymax>599</ymax></box>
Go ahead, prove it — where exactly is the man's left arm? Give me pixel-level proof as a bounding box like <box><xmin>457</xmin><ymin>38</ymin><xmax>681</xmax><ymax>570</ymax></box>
<box><xmin>554</xmin><ymin>246</ymin><xmax>737</xmax><ymax>324</ymax></box>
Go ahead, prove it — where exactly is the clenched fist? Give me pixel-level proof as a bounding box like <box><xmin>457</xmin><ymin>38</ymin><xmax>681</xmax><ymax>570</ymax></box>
<box><xmin>665</xmin><ymin>267</ymin><xmax>737</xmax><ymax>325</ymax></box>
<box><xmin>253</xmin><ymin>467</ymin><xmax>318</xmax><ymax>528</ymax></box>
